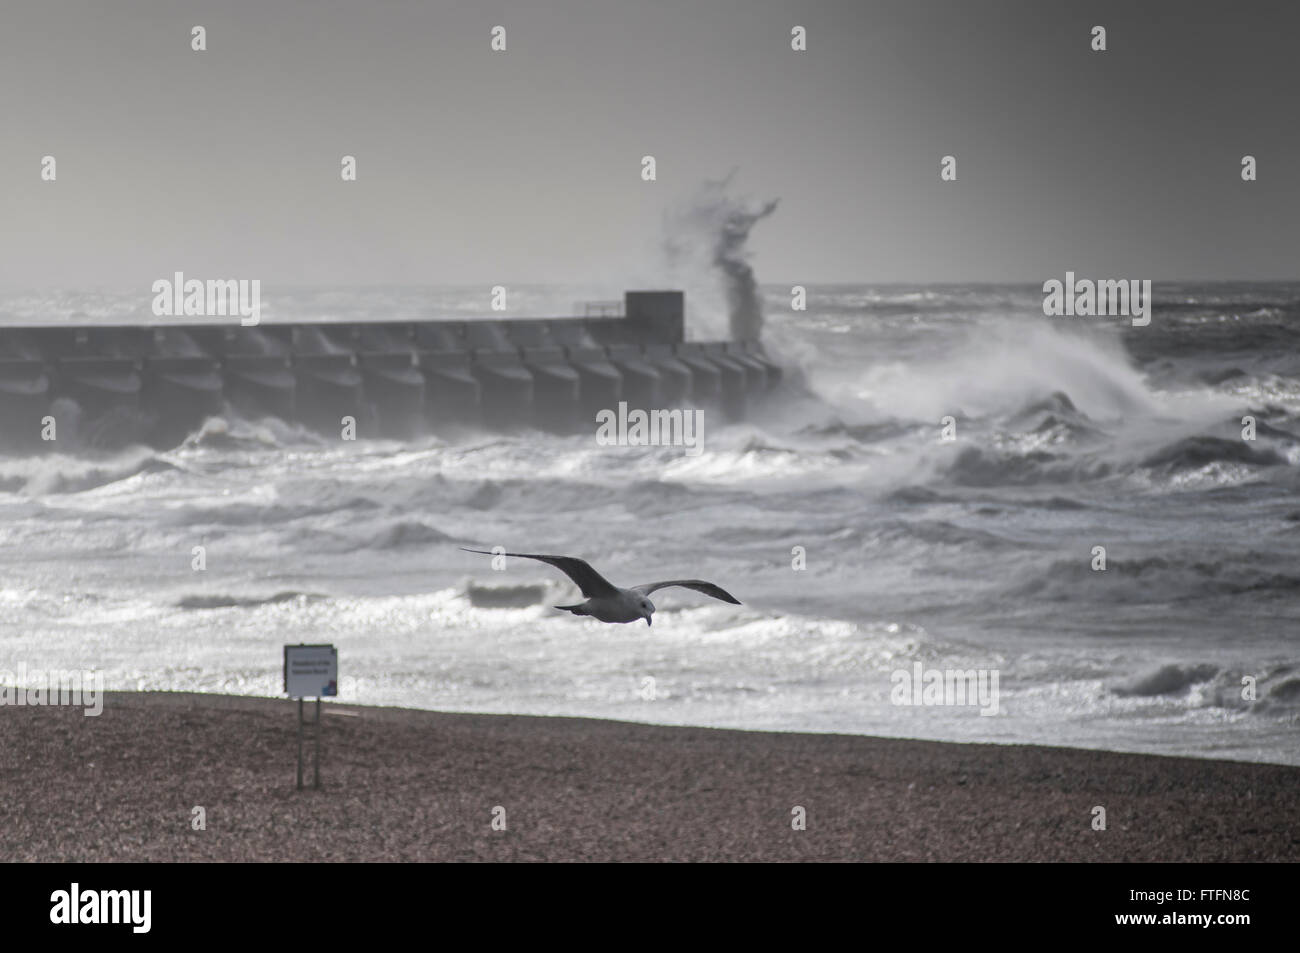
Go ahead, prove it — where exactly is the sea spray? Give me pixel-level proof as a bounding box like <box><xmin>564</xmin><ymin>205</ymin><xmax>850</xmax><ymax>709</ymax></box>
<box><xmin>663</xmin><ymin>171</ymin><xmax>779</xmax><ymax>341</ymax></box>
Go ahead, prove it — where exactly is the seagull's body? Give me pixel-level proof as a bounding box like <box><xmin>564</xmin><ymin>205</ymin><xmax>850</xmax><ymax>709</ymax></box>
<box><xmin>461</xmin><ymin>549</ymin><xmax>741</xmax><ymax>625</ymax></box>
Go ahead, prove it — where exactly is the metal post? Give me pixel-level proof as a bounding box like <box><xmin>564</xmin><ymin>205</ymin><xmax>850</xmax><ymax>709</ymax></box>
<box><xmin>296</xmin><ymin>697</ymin><xmax>304</xmax><ymax>790</ymax></box>
<box><xmin>313</xmin><ymin>696</ymin><xmax>322</xmax><ymax>790</ymax></box>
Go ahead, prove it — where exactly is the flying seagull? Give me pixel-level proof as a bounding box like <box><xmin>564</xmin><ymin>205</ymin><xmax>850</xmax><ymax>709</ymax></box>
<box><xmin>461</xmin><ymin>549</ymin><xmax>741</xmax><ymax>625</ymax></box>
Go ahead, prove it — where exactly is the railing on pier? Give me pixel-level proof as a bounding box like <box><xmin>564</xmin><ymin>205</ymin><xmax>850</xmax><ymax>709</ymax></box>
<box><xmin>578</xmin><ymin>300</ymin><xmax>624</xmax><ymax>318</ymax></box>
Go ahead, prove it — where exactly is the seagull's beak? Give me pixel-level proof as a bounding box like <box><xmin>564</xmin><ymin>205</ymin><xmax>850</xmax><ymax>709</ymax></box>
<box><xmin>646</xmin><ymin>615</ymin><xmax>652</xmax><ymax>627</ymax></box>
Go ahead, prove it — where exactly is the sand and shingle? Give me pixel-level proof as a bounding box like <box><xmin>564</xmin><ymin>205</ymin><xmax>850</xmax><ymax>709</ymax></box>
<box><xmin>2</xmin><ymin>691</ymin><xmax>1295</xmax><ymax>862</ymax></box>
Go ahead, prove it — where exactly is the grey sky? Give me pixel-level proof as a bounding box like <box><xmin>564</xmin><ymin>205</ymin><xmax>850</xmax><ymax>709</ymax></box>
<box><xmin>1</xmin><ymin>0</ymin><xmax>1296</xmax><ymax>291</ymax></box>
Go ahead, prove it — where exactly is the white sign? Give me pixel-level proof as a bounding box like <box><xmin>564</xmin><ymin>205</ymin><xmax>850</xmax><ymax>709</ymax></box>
<box><xmin>284</xmin><ymin>644</ymin><xmax>338</xmax><ymax>698</ymax></box>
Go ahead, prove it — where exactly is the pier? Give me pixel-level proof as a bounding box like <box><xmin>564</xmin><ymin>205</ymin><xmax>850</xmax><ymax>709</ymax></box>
<box><xmin>0</xmin><ymin>291</ymin><xmax>780</xmax><ymax>449</ymax></box>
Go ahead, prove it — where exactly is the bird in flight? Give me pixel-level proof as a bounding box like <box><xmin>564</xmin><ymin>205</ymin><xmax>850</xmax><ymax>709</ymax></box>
<box><xmin>461</xmin><ymin>549</ymin><xmax>741</xmax><ymax>625</ymax></box>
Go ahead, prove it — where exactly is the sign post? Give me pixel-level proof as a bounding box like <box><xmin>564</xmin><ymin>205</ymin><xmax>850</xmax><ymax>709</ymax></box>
<box><xmin>283</xmin><ymin>644</ymin><xmax>338</xmax><ymax>791</ymax></box>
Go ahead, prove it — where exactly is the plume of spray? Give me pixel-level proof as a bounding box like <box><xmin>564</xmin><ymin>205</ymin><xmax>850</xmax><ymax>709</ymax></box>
<box><xmin>661</xmin><ymin>170</ymin><xmax>779</xmax><ymax>342</ymax></box>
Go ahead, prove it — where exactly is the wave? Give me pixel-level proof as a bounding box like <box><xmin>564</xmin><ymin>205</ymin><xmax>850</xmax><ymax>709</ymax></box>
<box><xmin>364</xmin><ymin>519</ymin><xmax>455</xmax><ymax>550</ymax></box>
<box><xmin>0</xmin><ymin>448</ymin><xmax>177</xmax><ymax>495</ymax></box>
<box><xmin>943</xmin><ymin>445</ymin><xmax>1113</xmax><ymax>487</ymax></box>
<box><xmin>797</xmin><ymin>418</ymin><xmax>917</xmax><ymax>445</ymax></box>
<box><xmin>813</xmin><ymin>317</ymin><xmax>1155</xmax><ymax>424</ymax></box>
<box><xmin>875</xmin><ymin>519</ymin><xmax>1023</xmax><ymax>551</ymax></box>
<box><xmin>1264</xmin><ymin>677</ymin><xmax>1300</xmax><ymax>703</ymax></box>
<box><xmin>464</xmin><ymin>582</ymin><xmax>549</xmax><ymax>608</ymax></box>
<box><xmin>178</xmin><ymin>414</ymin><xmax>324</xmax><ymax>451</ymax></box>
<box><xmin>885</xmin><ymin>485</ymin><xmax>951</xmax><ymax>504</ymax></box>
<box><xmin>161</xmin><ymin>494</ymin><xmax>384</xmax><ymax>528</ymax></box>
<box><xmin>1140</xmin><ymin>435</ymin><xmax>1285</xmax><ymax>471</ymax></box>
<box><xmin>176</xmin><ymin>590</ymin><xmax>325</xmax><ymax>610</ymax></box>
<box><xmin>1007</xmin><ymin>555</ymin><xmax>1300</xmax><ymax>604</ymax></box>
<box><xmin>1110</xmin><ymin>663</ymin><xmax>1300</xmax><ymax>714</ymax></box>
<box><xmin>281</xmin><ymin>518</ymin><xmax>455</xmax><ymax>555</ymax></box>
<box><xmin>937</xmin><ymin>420</ymin><xmax>1291</xmax><ymax>490</ymax></box>
<box><xmin>1112</xmin><ymin>663</ymin><xmax>1219</xmax><ymax>697</ymax></box>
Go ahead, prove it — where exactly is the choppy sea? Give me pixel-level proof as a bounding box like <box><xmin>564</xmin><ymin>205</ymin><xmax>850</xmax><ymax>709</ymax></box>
<box><xmin>1</xmin><ymin>282</ymin><xmax>1297</xmax><ymax>765</ymax></box>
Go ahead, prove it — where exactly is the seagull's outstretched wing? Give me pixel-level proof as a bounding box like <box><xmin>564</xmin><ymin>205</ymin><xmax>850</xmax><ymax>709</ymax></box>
<box><xmin>632</xmin><ymin>580</ymin><xmax>742</xmax><ymax>605</ymax></box>
<box><xmin>460</xmin><ymin>549</ymin><xmax>619</xmax><ymax>598</ymax></box>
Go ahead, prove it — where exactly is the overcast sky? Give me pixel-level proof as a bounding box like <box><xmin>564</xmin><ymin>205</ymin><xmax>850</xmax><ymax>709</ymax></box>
<box><xmin>2</xmin><ymin>0</ymin><xmax>1297</xmax><ymax>291</ymax></box>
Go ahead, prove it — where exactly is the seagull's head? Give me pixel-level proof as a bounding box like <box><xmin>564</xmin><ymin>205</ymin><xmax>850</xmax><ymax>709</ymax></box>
<box><xmin>639</xmin><ymin>597</ymin><xmax>655</xmax><ymax>626</ymax></box>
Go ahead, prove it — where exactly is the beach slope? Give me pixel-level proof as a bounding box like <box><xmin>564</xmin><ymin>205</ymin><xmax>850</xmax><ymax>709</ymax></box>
<box><xmin>2</xmin><ymin>692</ymin><xmax>1295</xmax><ymax>862</ymax></box>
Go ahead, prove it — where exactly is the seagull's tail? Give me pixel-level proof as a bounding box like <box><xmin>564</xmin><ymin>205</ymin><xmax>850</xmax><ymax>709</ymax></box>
<box><xmin>554</xmin><ymin>604</ymin><xmax>589</xmax><ymax>616</ymax></box>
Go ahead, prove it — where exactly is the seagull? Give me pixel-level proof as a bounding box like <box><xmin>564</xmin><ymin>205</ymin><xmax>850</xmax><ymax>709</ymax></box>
<box><xmin>461</xmin><ymin>549</ymin><xmax>741</xmax><ymax>625</ymax></box>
